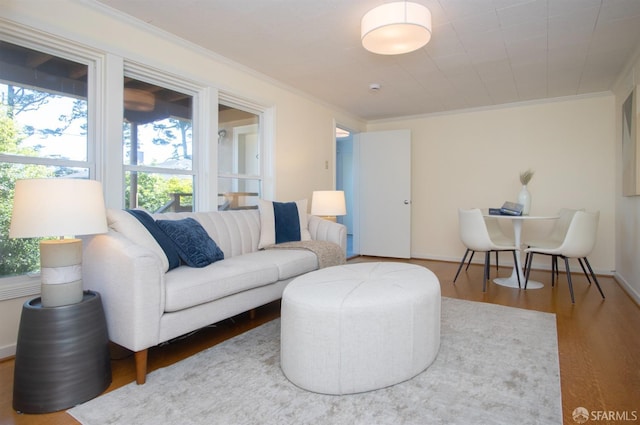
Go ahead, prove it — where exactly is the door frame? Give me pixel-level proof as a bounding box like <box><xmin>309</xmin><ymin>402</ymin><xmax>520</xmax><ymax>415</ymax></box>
<box><xmin>335</xmin><ymin>125</ymin><xmax>411</xmax><ymax>259</ymax></box>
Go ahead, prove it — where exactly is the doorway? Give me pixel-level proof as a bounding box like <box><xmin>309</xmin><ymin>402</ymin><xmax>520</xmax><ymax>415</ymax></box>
<box><xmin>336</xmin><ymin>126</ymin><xmax>412</xmax><ymax>259</ymax></box>
<box><xmin>336</xmin><ymin>126</ymin><xmax>356</xmax><ymax>258</ymax></box>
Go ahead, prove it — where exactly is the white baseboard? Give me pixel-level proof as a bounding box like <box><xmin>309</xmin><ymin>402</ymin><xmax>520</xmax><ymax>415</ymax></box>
<box><xmin>0</xmin><ymin>343</ymin><xmax>16</xmax><ymax>360</ymax></box>
<box><xmin>614</xmin><ymin>272</ymin><xmax>640</xmax><ymax>305</ymax></box>
<box><xmin>410</xmin><ymin>252</ymin><xmax>615</xmax><ymax>276</ymax></box>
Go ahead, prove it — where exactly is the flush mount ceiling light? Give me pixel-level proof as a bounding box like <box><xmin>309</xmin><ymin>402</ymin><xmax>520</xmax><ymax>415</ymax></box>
<box><xmin>361</xmin><ymin>1</ymin><xmax>432</xmax><ymax>55</ymax></box>
<box><xmin>124</xmin><ymin>88</ymin><xmax>155</xmax><ymax>112</ymax></box>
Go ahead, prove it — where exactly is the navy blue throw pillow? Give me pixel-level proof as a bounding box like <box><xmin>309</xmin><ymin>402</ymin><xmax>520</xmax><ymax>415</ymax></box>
<box><xmin>156</xmin><ymin>218</ymin><xmax>224</xmax><ymax>268</ymax></box>
<box><xmin>126</xmin><ymin>209</ymin><xmax>181</xmax><ymax>270</ymax></box>
<box><xmin>273</xmin><ymin>201</ymin><xmax>301</xmax><ymax>244</ymax></box>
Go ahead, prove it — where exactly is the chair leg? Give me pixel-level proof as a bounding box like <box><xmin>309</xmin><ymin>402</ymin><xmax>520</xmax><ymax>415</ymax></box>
<box><xmin>524</xmin><ymin>252</ymin><xmax>534</xmax><ymax>289</ymax></box>
<box><xmin>551</xmin><ymin>255</ymin><xmax>556</xmax><ymax>287</ymax></box>
<box><xmin>511</xmin><ymin>250</ymin><xmax>521</xmax><ymax>288</ymax></box>
<box><xmin>465</xmin><ymin>250</ymin><xmax>475</xmax><ymax>271</ymax></box>
<box><xmin>483</xmin><ymin>251</ymin><xmax>490</xmax><ymax>292</ymax></box>
<box><xmin>495</xmin><ymin>251</ymin><xmax>499</xmax><ymax>270</ymax></box>
<box><xmin>583</xmin><ymin>257</ymin><xmax>605</xmax><ymax>299</ymax></box>
<box><xmin>564</xmin><ymin>257</ymin><xmax>575</xmax><ymax>304</ymax></box>
<box><xmin>454</xmin><ymin>249</ymin><xmax>471</xmax><ymax>283</ymax></box>
<box><xmin>578</xmin><ymin>258</ymin><xmax>592</xmax><ymax>284</ymax></box>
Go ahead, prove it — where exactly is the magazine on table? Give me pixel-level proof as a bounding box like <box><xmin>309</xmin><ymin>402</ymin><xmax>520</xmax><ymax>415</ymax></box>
<box><xmin>488</xmin><ymin>201</ymin><xmax>524</xmax><ymax>216</ymax></box>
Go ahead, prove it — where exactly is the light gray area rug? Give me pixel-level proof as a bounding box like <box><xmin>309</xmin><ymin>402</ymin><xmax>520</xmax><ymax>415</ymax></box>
<box><xmin>69</xmin><ymin>298</ymin><xmax>562</xmax><ymax>425</ymax></box>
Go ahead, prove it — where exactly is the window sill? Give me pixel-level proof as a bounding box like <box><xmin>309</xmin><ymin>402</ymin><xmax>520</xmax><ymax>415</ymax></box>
<box><xmin>0</xmin><ymin>275</ymin><xmax>41</xmax><ymax>301</ymax></box>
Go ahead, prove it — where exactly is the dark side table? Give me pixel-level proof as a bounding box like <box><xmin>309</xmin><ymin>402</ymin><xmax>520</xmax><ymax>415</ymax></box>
<box><xmin>13</xmin><ymin>290</ymin><xmax>112</xmax><ymax>413</ymax></box>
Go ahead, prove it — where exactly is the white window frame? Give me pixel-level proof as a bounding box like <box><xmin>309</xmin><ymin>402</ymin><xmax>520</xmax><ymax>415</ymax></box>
<box><xmin>120</xmin><ymin>63</ymin><xmax>215</xmax><ymax>211</ymax></box>
<box><xmin>218</xmin><ymin>93</ymin><xmax>274</xmax><ymax>201</ymax></box>
<box><xmin>0</xmin><ymin>24</ymin><xmax>104</xmax><ymax>300</ymax></box>
<box><xmin>0</xmin><ymin>23</ymin><xmax>276</xmax><ymax>301</ymax></box>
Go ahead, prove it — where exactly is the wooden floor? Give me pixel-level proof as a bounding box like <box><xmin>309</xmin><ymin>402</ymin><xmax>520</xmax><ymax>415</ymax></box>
<box><xmin>1</xmin><ymin>256</ymin><xmax>639</xmax><ymax>425</ymax></box>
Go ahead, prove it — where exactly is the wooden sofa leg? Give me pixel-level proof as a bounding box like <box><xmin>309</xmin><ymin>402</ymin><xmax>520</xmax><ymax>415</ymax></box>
<box><xmin>135</xmin><ymin>349</ymin><xmax>148</xmax><ymax>385</ymax></box>
<box><xmin>249</xmin><ymin>308</ymin><xmax>256</xmax><ymax>320</ymax></box>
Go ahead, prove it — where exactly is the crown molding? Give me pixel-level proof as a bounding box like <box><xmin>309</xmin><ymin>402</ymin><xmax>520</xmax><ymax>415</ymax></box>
<box><xmin>368</xmin><ymin>91</ymin><xmax>614</xmax><ymax>125</ymax></box>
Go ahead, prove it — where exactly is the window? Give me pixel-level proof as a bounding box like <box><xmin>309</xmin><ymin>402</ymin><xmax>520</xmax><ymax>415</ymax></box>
<box><xmin>0</xmin><ymin>26</ymin><xmax>275</xmax><ymax>302</ymax></box>
<box><xmin>122</xmin><ymin>78</ymin><xmax>194</xmax><ymax>212</ymax></box>
<box><xmin>0</xmin><ymin>41</ymin><xmax>91</xmax><ymax>280</ymax></box>
<box><xmin>217</xmin><ymin>103</ymin><xmax>261</xmax><ymax>210</ymax></box>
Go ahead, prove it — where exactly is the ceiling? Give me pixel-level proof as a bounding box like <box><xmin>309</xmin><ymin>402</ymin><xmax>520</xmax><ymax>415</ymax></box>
<box><xmin>96</xmin><ymin>0</ymin><xmax>640</xmax><ymax>121</ymax></box>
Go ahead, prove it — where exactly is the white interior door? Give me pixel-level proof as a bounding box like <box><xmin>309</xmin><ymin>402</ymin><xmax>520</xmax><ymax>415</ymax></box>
<box><xmin>356</xmin><ymin>129</ymin><xmax>411</xmax><ymax>258</ymax></box>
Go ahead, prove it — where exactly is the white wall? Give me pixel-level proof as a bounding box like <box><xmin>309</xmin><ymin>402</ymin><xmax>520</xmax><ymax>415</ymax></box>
<box><xmin>367</xmin><ymin>94</ymin><xmax>617</xmax><ymax>275</ymax></box>
<box><xmin>613</xmin><ymin>46</ymin><xmax>640</xmax><ymax>304</ymax></box>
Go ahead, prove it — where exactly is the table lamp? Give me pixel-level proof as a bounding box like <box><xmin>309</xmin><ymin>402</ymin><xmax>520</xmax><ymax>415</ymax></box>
<box><xmin>311</xmin><ymin>190</ymin><xmax>346</xmax><ymax>222</ymax></box>
<box><xmin>9</xmin><ymin>179</ymin><xmax>108</xmax><ymax>307</ymax></box>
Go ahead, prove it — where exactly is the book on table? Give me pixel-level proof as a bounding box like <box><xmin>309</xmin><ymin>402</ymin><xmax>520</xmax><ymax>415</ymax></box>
<box><xmin>488</xmin><ymin>202</ymin><xmax>524</xmax><ymax>216</ymax></box>
<box><xmin>499</xmin><ymin>201</ymin><xmax>524</xmax><ymax>216</ymax></box>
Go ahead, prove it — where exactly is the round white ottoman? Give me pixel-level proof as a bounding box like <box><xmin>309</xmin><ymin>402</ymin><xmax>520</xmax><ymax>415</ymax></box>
<box><xmin>280</xmin><ymin>262</ymin><xmax>441</xmax><ymax>395</ymax></box>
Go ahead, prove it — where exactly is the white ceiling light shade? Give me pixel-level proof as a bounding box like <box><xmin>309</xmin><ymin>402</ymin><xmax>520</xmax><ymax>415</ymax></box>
<box><xmin>361</xmin><ymin>1</ymin><xmax>432</xmax><ymax>55</ymax></box>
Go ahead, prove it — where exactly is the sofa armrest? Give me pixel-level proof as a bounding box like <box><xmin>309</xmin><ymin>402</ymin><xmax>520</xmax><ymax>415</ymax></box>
<box><xmin>307</xmin><ymin>215</ymin><xmax>348</xmax><ymax>257</ymax></box>
<box><xmin>82</xmin><ymin>231</ymin><xmax>164</xmax><ymax>352</ymax></box>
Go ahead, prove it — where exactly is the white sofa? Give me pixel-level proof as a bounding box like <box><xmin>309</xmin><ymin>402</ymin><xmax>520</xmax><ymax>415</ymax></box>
<box><xmin>82</xmin><ymin>208</ymin><xmax>347</xmax><ymax>384</ymax></box>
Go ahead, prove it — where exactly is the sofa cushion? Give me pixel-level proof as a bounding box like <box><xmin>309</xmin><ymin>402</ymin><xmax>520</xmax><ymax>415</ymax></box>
<box><xmin>163</xmin><ymin>249</ymin><xmax>318</xmax><ymax>312</ymax></box>
<box><xmin>164</xmin><ymin>255</ymin><xmax>280</xmax><ymax>312</ymax></box>
<box><xmin>244</xmin><ymin>249</ymin><xmax>318</xmax><ymax>281</ymax></box>
<box><xmin>127</xmin><ymin>209</ymin><xmax>181</xmax><ymax>271</ymax></box>
<box><xmin>258</xmin><ymin>199</ymin><xmax>311</xmax><ymax>249</ymax></box>
<box><xmin>106</xmin><ymin>208</ymin><xmax>170</xmax><ymax>272</ymax></box>
<box><xmin>157</xmin><ymin>218</ymin><xmax>224</xmax><ymax>268</ymax></box>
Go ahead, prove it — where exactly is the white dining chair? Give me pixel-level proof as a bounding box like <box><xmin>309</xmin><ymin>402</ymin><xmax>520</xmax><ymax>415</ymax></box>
<box><xmin>524</xmin><ymin>208</ymin><xmax>583</xmax><ymax>285</ymax></box>
<box><xmin>454</xmin><ymin>208</ymin><xmax>521</xmax><ymax>292</ymax></box>
<box><xmin>459</xmin><ymin>216</ymin><xmax>514</xmax><ymax>272</ymax></box>
<box><xmin>524</xmin><ymin>210</ymin><xmax>604</xmax><ymax>303</ymax></box>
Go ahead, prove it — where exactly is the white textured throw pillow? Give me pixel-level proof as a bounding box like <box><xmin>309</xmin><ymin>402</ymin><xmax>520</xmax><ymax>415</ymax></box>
<box><xmin>258</xmin><ymin>199</ymin><xmax>311</xmax><ymax>249</ymax></box>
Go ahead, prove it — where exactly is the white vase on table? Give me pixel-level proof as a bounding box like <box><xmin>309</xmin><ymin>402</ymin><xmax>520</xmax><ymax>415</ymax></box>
<box><xmin>518</xmin><ymin>185</ymin><xmax>531</xmax><ymax>215</ymax></box>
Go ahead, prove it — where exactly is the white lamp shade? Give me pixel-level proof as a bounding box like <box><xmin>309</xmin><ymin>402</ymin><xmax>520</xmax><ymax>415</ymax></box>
<box><xmin>361</xmin><ymin>1</ymin><xmax>432</xmax><ymax>55</ymax></box>
<box><xmin>311</xmin><ymin>191</ymin><xmax>347</xmax><ymax>216</ymax></box>
<box><xmin>9</xmin><ymin>179</ymin><xmax>108</xmax><ymax>238</ymax></box>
